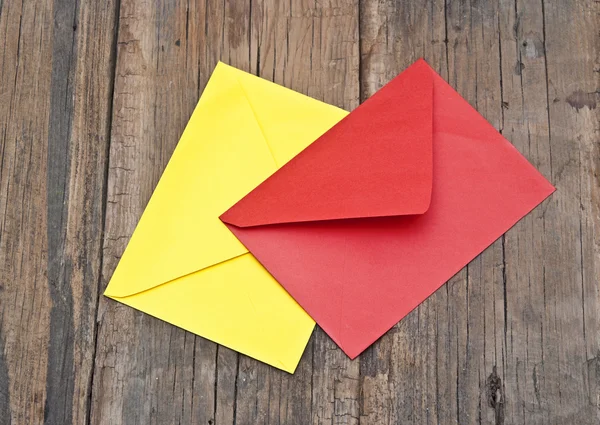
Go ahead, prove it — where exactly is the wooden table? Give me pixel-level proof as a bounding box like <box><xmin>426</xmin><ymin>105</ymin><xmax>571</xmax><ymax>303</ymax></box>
<box><xmin>1</xmin><ymin>1</ymin><xmax>598</xmax><ymax>424</ymax></box>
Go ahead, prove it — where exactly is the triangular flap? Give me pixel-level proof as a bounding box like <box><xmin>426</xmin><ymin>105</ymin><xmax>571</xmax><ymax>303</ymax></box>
<box><xmin>235</xmin><ymin>70</ymin><xmax>349</xmax><ymax>167</ymax></box>
<box><xmin>220</xmin><ymin>59</ymin><xmax>434</xmax><ymax>228</ymax></box>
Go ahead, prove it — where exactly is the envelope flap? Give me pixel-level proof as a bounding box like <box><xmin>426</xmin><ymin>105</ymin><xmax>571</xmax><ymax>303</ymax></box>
<box><xmin>235</xmin><ymin>70</ymin><xmax>348</xmax><ymax>167</ymax></box>
<box><xmin>220</xmin><ymin>59</ymin><xmax>434</xmax><ymax>227</ymax></box>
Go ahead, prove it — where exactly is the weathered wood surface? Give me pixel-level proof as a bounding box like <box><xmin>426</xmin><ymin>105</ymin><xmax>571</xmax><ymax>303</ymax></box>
<box><xmin>0</xmin><ymin>0</ymin><xmax>597</xmax><ymax>424</ymax></box>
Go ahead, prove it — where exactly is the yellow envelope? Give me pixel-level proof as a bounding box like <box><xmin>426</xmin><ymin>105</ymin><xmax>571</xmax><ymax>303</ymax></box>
<box><xmin>104</xmin><ymin>62</ymin><xmax>348</xmax><ymax>372</ymax></box>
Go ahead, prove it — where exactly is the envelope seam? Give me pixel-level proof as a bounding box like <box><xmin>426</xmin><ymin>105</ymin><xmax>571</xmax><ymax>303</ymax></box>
<box><xmin>105</xmin><ymin>252</ymin><xmax>251</xmax><ymax>298</ymax></box>
<box><xmin>235</xmin><ymin>77</ymin><xmax>279</xmax><ymax>168</ymax></box>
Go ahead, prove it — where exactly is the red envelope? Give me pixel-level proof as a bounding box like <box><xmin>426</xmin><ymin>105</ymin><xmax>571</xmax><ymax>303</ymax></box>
<box><xmin>220</xmin><ymin>59</ymin><xmax>555</xmax><ymax>359</ymax></box>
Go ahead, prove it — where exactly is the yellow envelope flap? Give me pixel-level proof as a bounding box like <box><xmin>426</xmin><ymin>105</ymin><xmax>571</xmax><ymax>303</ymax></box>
<box><xmin>234</xmin><ymin>70</ymin><xmax>348</xmax><ymax>166</ymax></box>
<box><xmin>105</xmin><ymin>63</ymin><xmax>347</xmax><ymax>298</ymax></box>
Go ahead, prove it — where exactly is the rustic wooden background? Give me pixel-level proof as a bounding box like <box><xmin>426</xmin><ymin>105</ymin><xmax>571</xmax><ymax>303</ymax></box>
<box><xmin>0</xmin><ymin>0</ymin><xmax>598</xmax><ymax>424</ymax></box>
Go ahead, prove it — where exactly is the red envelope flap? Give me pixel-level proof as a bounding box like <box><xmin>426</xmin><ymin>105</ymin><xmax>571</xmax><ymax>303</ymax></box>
<box><xmin>220</xmin><ymin>59</ymin><xmax>434</xmax><ymax>227</ymax></box>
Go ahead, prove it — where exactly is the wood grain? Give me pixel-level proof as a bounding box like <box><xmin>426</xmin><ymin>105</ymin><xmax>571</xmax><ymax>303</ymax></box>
<box><xmin>0</xmin><ymin>0</ymin><xmax>597</xmax><ymax>424</ymax></box>
<box><xmin>90</xmin><ymin>1</ymin><xmax>202</xmax><ymax>423</ymax></box>
<box><xmin>0</xmin><ymin>1</ymin><xmax>55</xmax><ymax>422</ymax></box>
<box><xmin>0</xmin><ymin>0</ymin><xmax>118</xmax><ymax>424</ymax></box>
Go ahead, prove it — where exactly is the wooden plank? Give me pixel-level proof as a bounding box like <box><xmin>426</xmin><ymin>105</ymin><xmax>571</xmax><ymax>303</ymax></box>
<box><xmin>0</xmin><ymin>1</ymin><xmax>55</xmax><ymax>422</ymax></box>
<box><xmin>0</xmin><ymin>0</ymin><xmax>118</xmax><ymax>423</ymax></box>
<box><xmin>48</xmin><ymin>2</ymin><xmax>120</xmax><ymax>423</ymax></box>
<box><xmin>444</xmin><ymin>3</ymin><xmax>506</xmax><ymax>424</ymax></box>
<box><xmin>90</xmin><ymin>0</ymin><xmax>205</xmax><ymax>423</ymax></box>
<box><xmin>535</xmin><ymin>0</ymin><xmax>599</xmax><ymax>422</ymax></box>
<box><xmin>234</xmin><ymin>2</ymin><xmax>361</xmax><ymax>425</ymax></box>
<box><xmin>499</xmin><ymin>0</ymin><xmax>599</xmax><ymax>423</ymax></box>
<box><xmin>498</xmin><ymin>1</ymin><xmax>556</xmax><ymax>423</ymax></box>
